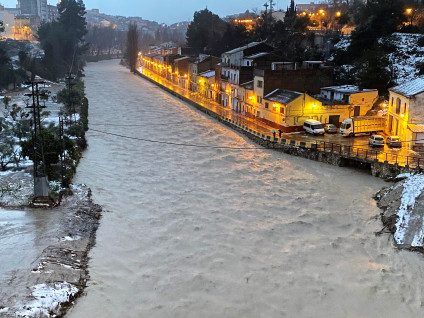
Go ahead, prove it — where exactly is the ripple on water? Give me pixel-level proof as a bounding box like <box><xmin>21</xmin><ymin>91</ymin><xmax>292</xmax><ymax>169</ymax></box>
<box><xmin>68</xmin><ymin>61</ymin><xmax>424</xmax><ymax>318</ymax></box>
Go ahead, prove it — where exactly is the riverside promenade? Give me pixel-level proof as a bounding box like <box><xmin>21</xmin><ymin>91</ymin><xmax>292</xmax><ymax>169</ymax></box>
<box><xmin>135</xmin><ymin>66</ymin><xmax>424</xmax><ymax>177</ymax></box>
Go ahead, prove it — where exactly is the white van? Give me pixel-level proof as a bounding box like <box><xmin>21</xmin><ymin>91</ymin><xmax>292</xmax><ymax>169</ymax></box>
<box><xmin>303</xmin><ymin>119</ymin><xmax>325</xmax><ymax>135</ymax></box>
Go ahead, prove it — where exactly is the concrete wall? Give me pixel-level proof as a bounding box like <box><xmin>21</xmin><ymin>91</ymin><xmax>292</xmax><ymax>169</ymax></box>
<box><xmin>350</xmin><ymin>90</ymin><xmax>378</xmax><ymax>106</ymax></box>
<box><xmin>135</xmin><ymin>69</ymin><xmax>423</xmax><ymax>180</ymax></box>
<box><xmin>255</xmin><ymin>68</ymin><xmax>334</xmax><ymax>96</ymax></box>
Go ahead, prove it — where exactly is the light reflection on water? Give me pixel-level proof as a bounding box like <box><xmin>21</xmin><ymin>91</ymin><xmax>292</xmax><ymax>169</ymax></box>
<box><xmin>67</xmin><ymin>60</ymin><xmax>424</xmax><ymax>318</ymax></box>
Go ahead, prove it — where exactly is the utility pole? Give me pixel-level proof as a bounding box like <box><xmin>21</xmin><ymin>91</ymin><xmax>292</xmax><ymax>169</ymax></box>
<box><xmin>269</xmin><ymin>0</ymin><xmax>275</xmax><ymax>13</ymax></box>
<box><xmin>263</xmin><ymin>2</ymin><xmax>269</xmax><ymax>13</ymax></box>
<box><xmin>59</xmin><ymin>116</ymin><xmax>67</xmax><ymax>188</ymax></box>
<box><xmin>25</xmin><ymin>80</ymin><xmax>50</xmax><ymax>201</ymax></box>
<box><xmin>65</xmin><ymin>72</ymin><xmax>75</xmax><ymax>124</ymax></box>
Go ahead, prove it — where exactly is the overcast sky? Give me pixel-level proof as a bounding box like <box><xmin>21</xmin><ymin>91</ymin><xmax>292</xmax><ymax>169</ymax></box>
<box><xmin>1</xmin><ymin>0</ymin><xmax>292</xmax><ymax>24</ymax></box>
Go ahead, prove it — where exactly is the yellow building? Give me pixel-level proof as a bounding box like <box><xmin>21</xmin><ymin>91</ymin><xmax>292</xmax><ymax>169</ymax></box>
<box><xmin>197</xmin><ymin>70</ymin><xmax>215</xmax><ymax>99</ymax></box>
<box><xmin>387</xmin><ymin>78</ymin><xmax>424</xmax><ymax>150</ymax></box>
<box><xmin>261</xmin><ymin>89</ymin><xmax>368</xmax><ymax>132</ymax></box>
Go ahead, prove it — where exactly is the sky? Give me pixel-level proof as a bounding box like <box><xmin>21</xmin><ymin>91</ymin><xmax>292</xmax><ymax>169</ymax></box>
<box><xmin>1</xmin><ymin>0</ymin><xmax>292</xmax><ymax>24</ymax></box>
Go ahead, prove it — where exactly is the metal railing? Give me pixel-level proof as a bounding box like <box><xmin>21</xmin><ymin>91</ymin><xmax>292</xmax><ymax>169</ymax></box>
<box><xmin>316</xmin><ymin>141</ymin><xmax>423</xmax><ymax>168</ymax></box>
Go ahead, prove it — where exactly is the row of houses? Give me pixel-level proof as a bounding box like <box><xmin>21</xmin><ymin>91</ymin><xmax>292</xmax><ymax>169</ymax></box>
<box><xmin>141</xmin><ymin>42</ymin><xmax>378</xmax><ymax>132</ymax></box>
<box><xmin>141</xmin><ymin>41</ymin><xmax>424</xmax><ymax>151</ymax></box>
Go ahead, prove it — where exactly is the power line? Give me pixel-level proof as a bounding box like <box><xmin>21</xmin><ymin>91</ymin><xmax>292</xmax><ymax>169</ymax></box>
<box><xmin>89</xmin><ymin>128</ymin><xmax>266</xmax><ymax>150</ymax></box>
<box><xmin>89</xmin><ymin>121</ymin><xmax>196</xmax><ymax>127</ymax></box>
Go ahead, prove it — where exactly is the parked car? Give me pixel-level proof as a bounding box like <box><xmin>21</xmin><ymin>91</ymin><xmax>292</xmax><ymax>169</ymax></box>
<box><xmin>324</xmin><ymin>124</ymin><xmax>338</xmax><ymax>133</ymax></box>
<box><xmin>369</xmin><ymin>135</ymin><xmax>385</xmax><ymax>147</ymax></box>
<box><xmin>303</xmin><ymin>119</ymin><xmax>325</xmax><ymax>135</ymax></box>
<box><xmin>386</xmin><ymin>136</ymin><xmax>402</xmax><ymax>148</ymax></box>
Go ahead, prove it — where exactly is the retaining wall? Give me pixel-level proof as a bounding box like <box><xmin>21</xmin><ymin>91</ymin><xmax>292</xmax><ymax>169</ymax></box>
<box><xmin>135</xmin><ymin>70</ymin><xmax>420</xmax><ymax>180</ymax></box>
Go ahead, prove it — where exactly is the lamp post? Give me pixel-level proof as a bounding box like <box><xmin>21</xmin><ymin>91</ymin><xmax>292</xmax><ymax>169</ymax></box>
<box><xmin>319</xmin><ymin>9</ymin><xmax>325</xmax><ymax>30</ymax></box>
<box><xmin>406</xmin><ymin>8</ymin><xmax>414</xmax><ymax>26</ymax></box>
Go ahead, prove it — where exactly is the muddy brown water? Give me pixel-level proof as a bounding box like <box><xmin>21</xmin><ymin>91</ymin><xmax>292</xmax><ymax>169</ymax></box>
<box><xmin>66</xmin><ymin>60</ymin><xmax>424</xmax><ymax>318</ymax></box>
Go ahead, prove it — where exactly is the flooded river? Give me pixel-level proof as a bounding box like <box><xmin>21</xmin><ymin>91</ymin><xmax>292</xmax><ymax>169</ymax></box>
<box><xmin>67</xmin><ymin>60</ymin><xmax>424</xmax><ymax>318</ymax></box>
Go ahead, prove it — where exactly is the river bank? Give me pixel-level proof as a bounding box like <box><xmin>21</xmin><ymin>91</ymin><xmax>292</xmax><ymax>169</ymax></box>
<box><xmin>0</xmin><ymin>179</ymin><xmax>101</xmax><ymax>317</ymax></box>
<box><xmin>0</xmin><ymin>74</ymin><xmax>100</xmax><ymax>316</ymax></box>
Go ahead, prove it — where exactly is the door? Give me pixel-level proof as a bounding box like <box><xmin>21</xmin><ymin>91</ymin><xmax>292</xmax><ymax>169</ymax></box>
<box><xmin>329</xmin><ymin>115</ymin><xmax>340</xmax><ymax>127</ymax></box>
<box><xmin>354</xmin><ymin>106</ymin><xmax>360</xmax><ymax>117</ymax></box>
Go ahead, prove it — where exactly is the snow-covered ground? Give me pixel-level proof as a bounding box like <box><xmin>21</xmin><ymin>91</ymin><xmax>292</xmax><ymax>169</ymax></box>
<box><xmin>393</xmin><ymin>174</ymin><xmax>424</xmax><ymax>247</ymax></box>
<box><xmin>378</xmin><ymin>173</ymin><xmax>424</xmax><ymax>248</ymax></box>
<box><xmin>15</xmin><ymin>283</ymin><xmax>79</xmax><ymax>317</ymax></box>
<box><xmin>333</xmin><ymin>33</ymin><xmax>424</xmax><ymax>85</ymax></box>
<box><xmin>387</xmin><ymin>33</ymin><xmax>424</xmax><ymax>85</ymax></box>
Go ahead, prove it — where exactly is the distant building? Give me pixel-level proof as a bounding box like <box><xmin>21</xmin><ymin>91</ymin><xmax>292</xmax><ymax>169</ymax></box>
<box><xmin>14</xmin><ymin>14</ymin><xmax>39</xmax><ymax>40</ymax></box>
<box><xmin>18</xmin><ymin>0</ymin><xmax>47</xmax><ymax>21</ymax></box>
<box><xmin>0</xmin><ymin>11</ymin><xmax>15</xmax><ymax>37</ymax></box>
<box><xmin>47</xmin><ymin>4</ymin><xmax>59</xmax><ymax>22</ymax></box>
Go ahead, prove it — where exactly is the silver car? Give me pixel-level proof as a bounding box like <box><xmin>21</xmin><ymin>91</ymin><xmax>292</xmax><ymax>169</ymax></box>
<box><xmin>324</xmin><ymin>124</ymin><xmax>338</xmax><ymax>133</ymax></box>
<box><xmin>386</xmin><ymin>136</ymin><xmax>402</xmax><ymax>148</ymax></box>
<box><xmin>369</xmin><ymin>135</ymin><xmax>385</xmax><ymax>147</ymax></box>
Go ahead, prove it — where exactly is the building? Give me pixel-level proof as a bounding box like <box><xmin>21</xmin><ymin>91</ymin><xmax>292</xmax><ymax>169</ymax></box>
<box><xmin>252</xmin><ymin>67</ymin><xmax>334</xmax><ymax>114</ymax></box>
<box><xmin>259</xmin><ymin>87</ymin><xmax>369</xmax><ymax>132</ymax></box>
<box><xmin>18</xmin><ymin>0</ymin><xmax>47</xmax><ymax>21</ymax></box>
<box><xmin>220</xmin><ymin>42</ymin><xmax>275</xmax><ymax>109</ymax></box>
<box><xmin>197</xmin><ymin>70</ymin><xmax>215</xmax><ymax>99</ymax></box>
<box><xmin>14</xmin><ymin>14</ymin><xmax>39</xmax><ymax>40</ymax></box>
<box><xmin>319</xmin><ymin>85</ymin><xmax>378</xmax><ymax>112</ymax></box>
<box><xmin>47</xmin><ymin>4</ymin><xmax>59</xmax><ymax>21</ymax></box>
<box><xmin>0</xmin><ymin>11</ymin><xmax>15</xmax><ymax>37</ymax></box>
<box><xmin>387</xmin><ymin>78</ymin><xmax>424</xmax><ymax>150</ymax></box>
<box><xmin>260</xmin><ymin>89</ymin><xmax>323</xmax><ymax>131</ymax></box>
<box><xmin>238</xmin><ymin>80</ymin><xmax>255</xmax><ymax>117</ymax></box>
<box><xmin>188</xmin><ymin>54</ymin><xmax>220</xmax><ymax>92</ymax></box>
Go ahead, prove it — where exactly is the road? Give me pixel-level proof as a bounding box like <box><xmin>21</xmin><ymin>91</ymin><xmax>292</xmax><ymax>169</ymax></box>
<box><xmin>139</xmin><ymin>66</ymin><xmax>423</xmax><ymax>167</ymax></box>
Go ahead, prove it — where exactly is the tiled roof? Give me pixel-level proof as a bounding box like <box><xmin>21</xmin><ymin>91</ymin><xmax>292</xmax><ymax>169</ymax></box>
<box><xmin>198</xmin><ymin>70</ymin><xmax>215</xmax><ymax>78</ymax></box>
<box><xmin>408</xmin><ymin>124</ymin><xmax>424</xmax><ymax>133</ymax></box>
<box><xmin>264</xmin><ymin>89</ymin><xmax>302</xmax><ymax>105</ymax></box>
<box><xmin>240</xmin><ymin>80</ymin><xmax>254</xmax><ymax>90</ymax></box>
<box><xmin>390</xmin><ymin>77</ymin><xmax>424</xmax><ymax>98</ymax></box>
<box><xmin>244</xmin><ymin>52</ymin><xmax>269</xmax><ymax>59</ymax></box>
<box><xmin>223</xmin><ymin>42</ymin><xmax>262</xmax><ymax>55</ymax></box>
<box><xmin>321</xmin><ymin>85</ymin><xmax>377</xmax><ymax>94</ymax></box>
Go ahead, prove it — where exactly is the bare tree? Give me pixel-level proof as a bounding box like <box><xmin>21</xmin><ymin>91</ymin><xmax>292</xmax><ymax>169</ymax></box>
<box><xmin>127</xmin><ymin>22</ymin><xmax>139</xmax><ymax>73</ymax></box>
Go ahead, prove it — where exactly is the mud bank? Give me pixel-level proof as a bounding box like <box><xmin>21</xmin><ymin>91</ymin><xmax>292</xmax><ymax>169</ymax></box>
<box><xmin>0</xmin><ymin>185</ymin><xmax>101</xmax><ymax>317</ymax></box>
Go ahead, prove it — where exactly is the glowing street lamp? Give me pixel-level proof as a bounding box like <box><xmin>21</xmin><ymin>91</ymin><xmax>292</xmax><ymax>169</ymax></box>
<box><xmin>406</xmin><ymin>8</ymin><xmax>414</xmax><ymax>25</ymax></box>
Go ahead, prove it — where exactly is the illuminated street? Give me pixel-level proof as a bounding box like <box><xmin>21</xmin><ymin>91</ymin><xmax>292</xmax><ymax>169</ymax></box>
<box><xmin>138</xmin><ymin>65</ymin><xmax>424</xmax><ymax>168</ymax></box>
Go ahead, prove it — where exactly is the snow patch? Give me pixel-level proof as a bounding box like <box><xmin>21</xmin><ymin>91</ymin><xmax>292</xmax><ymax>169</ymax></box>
<box><xmin>16</xmin><ymin>282</ymin><xmax>78</xmax><ymax>317</ymax></box>
<box><xmin>394</xmin><ymin>174</ymin><xmax>424</xmax><ymax>246</ymax></box>
<box><xmin>60</xmin><ymin>235</ymin><xmax>81</xmax><ymax>241</ymax></box>
<box><xmin>0</xmin><ymin>307</ymin><xmax>9</xmax><ymax>313</ymax></box>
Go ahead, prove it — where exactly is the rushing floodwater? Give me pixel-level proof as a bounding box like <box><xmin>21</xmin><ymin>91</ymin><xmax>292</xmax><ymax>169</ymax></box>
<box><xmin>67</xmin><ymin>60</ymin><xmax>424</xmax><ymax>318</ymax></box>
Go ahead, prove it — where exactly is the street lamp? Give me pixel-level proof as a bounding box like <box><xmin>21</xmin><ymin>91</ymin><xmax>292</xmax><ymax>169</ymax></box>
<box><xmin>406</xmin><ymin>8</ymin><xmax>414</xmax><ymax>26</ymax></box>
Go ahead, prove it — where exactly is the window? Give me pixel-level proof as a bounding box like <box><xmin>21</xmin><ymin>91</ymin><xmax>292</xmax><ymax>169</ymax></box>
<box><xmin>280</xmin><ymin>107</ymin><xmax>284</xmax><ymax>114</ymax></box>
<box><xmin>257</xmin><ymin>80</ymin><xmax>263</xmax><ymax>88</ymax></box>
<box><xmin>257</xmin><ymin>96</ymin><xmax>260</xmax><ymax>103</ymax></box>
<box><xmin>265</xmin><ymin>102</ymin><xmax>269</xmax><ymax>109</ymax></box>
<box><xmin>404</xmin><ymin>102</ymin><xmax>407</xmax><ymax>113</ymax></box>
<box><xmin>396</xmin><ymin>98</ymin><xmax>401</xmax><ymax>114</ymax></box>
